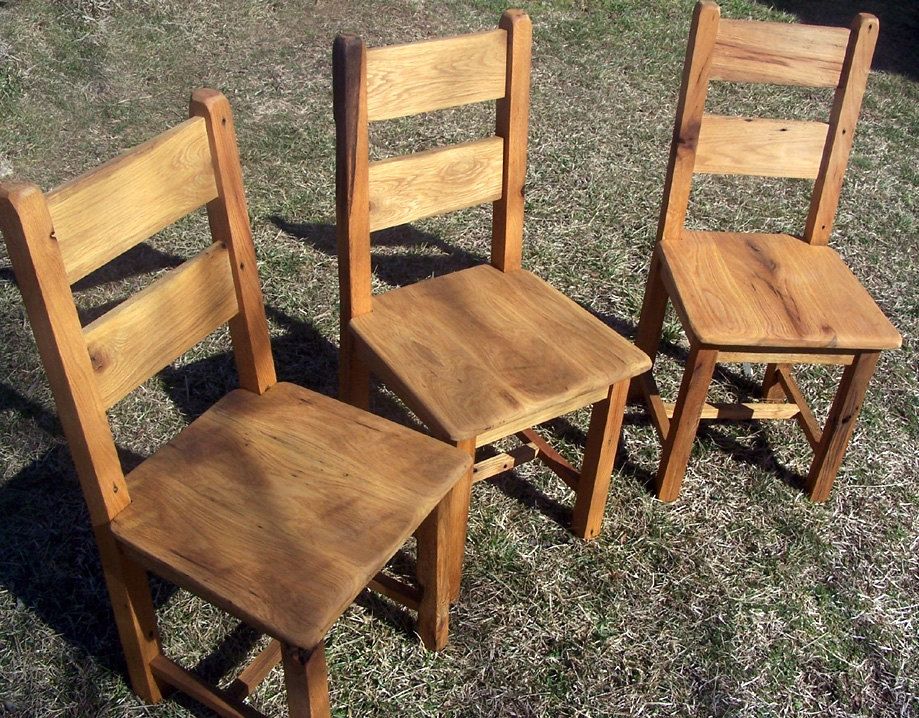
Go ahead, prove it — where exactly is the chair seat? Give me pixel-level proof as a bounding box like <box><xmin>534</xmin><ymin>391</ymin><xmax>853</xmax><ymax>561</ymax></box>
<box><xmin>111</xmin><ymin>382</ymin><xmax>470</xmax><ymax>650</ymax></box>
<box><xmin>659</xmin><ymin>231</ymin><xmax>902</xmax><ymax>351</ymax></box>
<box><xmin>350</xmin><ymin>264</ymin><xmax>651</xmax><ymax>442</ymax></box>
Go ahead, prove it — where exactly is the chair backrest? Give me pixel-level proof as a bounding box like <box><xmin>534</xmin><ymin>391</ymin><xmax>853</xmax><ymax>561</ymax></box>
<box><xmin>658</xmin><ymin>0</ymin><xmax>878</xmax><ymax>245</ymax></box>
<box><xmin>333</xmin><ymin>9</ymin><xmax>531</xmax><ymax>324</ymax></box>
<box><xmin>0</xmin><ymin>89</ymin><xmax>276</xmax><ymax>528</ymax></box>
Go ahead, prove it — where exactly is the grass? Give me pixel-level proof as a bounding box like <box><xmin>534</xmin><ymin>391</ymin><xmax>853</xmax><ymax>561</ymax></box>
<box><xmin>0</xmin><ymin>0</ymin><xmax>917</xmax><ymax>716</ymax></box>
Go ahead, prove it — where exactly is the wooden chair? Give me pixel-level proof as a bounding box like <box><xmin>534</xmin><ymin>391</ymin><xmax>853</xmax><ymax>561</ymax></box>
<box><xmin>333</xmin><ymin>9</ymin><xmax>650</xmax><ymax>603</ymax></box>
<box><xmin>634</xmin><ymin>2</ymin><xmax>901</xmax><ymax>502</ymax></box>
<box><xmin>0</xmin><ymin>89</ymin><xmax>471</xmax><ymax>718</ymax></box>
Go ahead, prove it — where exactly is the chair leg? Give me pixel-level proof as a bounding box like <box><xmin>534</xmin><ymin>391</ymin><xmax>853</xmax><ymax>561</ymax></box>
<box><xmin>762</xmin><ymin>363</ymin><xmax>786</xmax><ymax>402</ymax></box>
<box><xmin>93</xmin><ymin>526</ymin><xmax>164</xmax><ymax>704</ymax></box>
<box><xmin>439</xmin><ymin>437</ymin><xmax>475</xmax><ymax>604</ymax></box>
<box><xmin>282</xmin><ymin>642</ymin><xmax>331</xmax><ymax>718</ymax></box>
<box><xmin>415</xmin><ymin>498</ymin><xmax>451</xmax><ymax>651</ymax></box>
<box><xmin>338</xmin><ymin>328</ymin><xmax>370</xmax><ymax>410</ymax></box>
<box><xmin>630</xmin><ymin>252</ymin><xmax>669</xmax><ymax>402</ymax></box>
<box><xmin>806</xmin><ymin>351</ymin><xmax>879</xmax><ymax>502</ymax></box>
<box><xmin>655</xmin><ymin>346</ymin><xmax>718</xmax><ymax>502</ymax></box>
<box><xmin>572</xmin><ymin>379</ymin><xmax>629</xmax><ymax>539</ymax></box>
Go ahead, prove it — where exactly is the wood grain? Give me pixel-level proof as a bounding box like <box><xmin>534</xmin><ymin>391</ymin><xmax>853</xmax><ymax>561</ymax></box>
<box><xmin>282</xmin><ymin>644</ymin><xmax>330</xmax><ymax>718</ymax></box>
<box><xmin>84</xmin><ymin>242</ymin><xmax>238</xmax><ymax>409</ymax></box>
<box><xmin>657</xmin><ymin>0</ymin><xmax>720</xmax><ymax>242</ymax></box>
<box><xmin>775</xmin><ymin>364</ymin><xmax>822</xmax><ymax>449</ymax></box>
<box><xmin>572</xmin><ymin>380</ymin><xmax>629</xmax><ymax>539</ymax></box>
<box><xmin>805</xmin><ymin>14</ymin><xmax>879</xmax><ymax>245</ymax></box>
<box><xmin>366</xmin><ymin>29</ymin><xmax>507</xmax><ymax>121</ymax></box>
<box><xmin>695</xmin><ymin>115</ymin><xmax>828</xmax><ymax>178</ymax></box>
<box><xmin>351</xmin><ymin>264</ymin><xmax>650</xmax><ymax>442</ymax></box>
<box><xmin>806</xmin><ymin>351</ymin><xmax>879</xmax><ymax>501</ymax></box>
<box><xmin>191</xmin><ymin>89</ymin><xmax>277</xmax><ymax>395</ymax></box>
<box><xmin>368</xmin><ymin>137</ymin><xmax>504</xmax><ymax>232</ymax></box>
<box><xmin>111</xmin><ymin>382</ymin><xmax>470</xmax><ymax>651</ymax></box>
<box><xmin>47</xmin><ymin>117</ymin><xmax>217</xmax><ymax>284</ymax></box>
<box><xmin>663</xmin><ymin>400</ymin><xmax>800</xmax><ymax>420</ymax></box>
<box><xmin>711</xmin><ymin>18</ymin><xmax>849</xmax><ymax>87</ymax></box>
<box><xmin>151</xmin><ymin>656</ymin><xmax>265</xmax><ymax>718</ymax></box>
<box><xmin>333</xmin><ymin>34</ymin><xmax>373</xmax><ymax>322</ymax></box>
<box><xmin>655</xmin><ymin>346</ymin><xmax>718</xmax><ymax>502</ymax></box>
<box><xmin>660</xmin><ymin>231</ymin><xmax>902</xmax><ymax>350</ymax></box>
<box><xmin>491</xmin><ymin>9</ymin><xmax>531</xmax><ymax>271</ymax></box>
<box><xmin>0</xmin><ymin>183</ymin><xmax>129</xmax><ymax>526</ymax></box>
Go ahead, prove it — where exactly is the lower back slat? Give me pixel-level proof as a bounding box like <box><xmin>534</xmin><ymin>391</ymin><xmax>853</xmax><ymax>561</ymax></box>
<box><xmin>84</xmin><ymin>242</ymin><xmax>238</xmax><ymax>408</ymax></box>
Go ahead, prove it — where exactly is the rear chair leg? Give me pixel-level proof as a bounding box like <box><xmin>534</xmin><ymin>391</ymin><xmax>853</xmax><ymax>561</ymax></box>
<box><xmin>762</xmin><ymin>363</ymin><xmax>786</xmax><ymax>402</ymax></box>
<box><xmin>94</xmin><ymin>526</ymin><xmax>164</xmax><ymax>703</ymax></box>
<box><xmin>806</xmin><ymin>351</ymin><xmax>879</xmax><ymax>502</ymax></box>
<box><xmin>282</xmin><ymin>642</ymin><xmax>331</xmax><ymax>718</ymax></box>
<box><xmin>655</xmin><ymin>346</ymin><xmax>718</xmax><ymax>502</ymax></box>
<box><xmin>630</xmin><ymin>252</ymin><xmax>669</xmax><ymax>402</ymax></box>
<box><xmin>339</xmin><ymin>328</ymin><xmax>370</xmax><ymax>410</ymax></box>
<box><xmin>415</xmin><ymin>499</ymin><xmax>451</xmax><ymax>651</ymax></box>
<box><xmin>572</xmin><ymin>379</ymin><xmax>629</xmax><ymax>539</ymax></box>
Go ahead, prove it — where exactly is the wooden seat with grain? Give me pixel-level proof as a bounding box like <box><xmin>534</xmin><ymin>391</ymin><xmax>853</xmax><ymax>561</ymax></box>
<box><xmin>0</xmin><ymin>89</ymin><xmax>471</xmax><ymax>718</ymax></box>
<box><xmin>634</xmin><ymin>1</ymin><xmax>901</xmax><ymax>502</ymax></box>
<box><xmin>333</xmin><ymin>10</ymin><xmax>650</xmax><ymax>603</ymax></box>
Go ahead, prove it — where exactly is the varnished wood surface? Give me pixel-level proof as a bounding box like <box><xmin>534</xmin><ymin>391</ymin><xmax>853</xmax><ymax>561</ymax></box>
<box><xmin>350</xmin><ymin>264</ymin><xmax>650</xmax><ymax>441</ymax></box>
<box><xmin>368</xmin><ymin>137</ymin><xmax>504</xmax><ymax>232</ymax></box>
<box><xmin>112</xmin><ymin>382</ymin><xmax>470</xmax><ymax>651</ymax></box>
<box><xmin>366</xmin><ymin>29</ymin><xmax>507</xmax><ymax>121</ymax></box>
<box><xmin>47</xmin><ymin>117</ymin><xmax>218</xmax><ymax>284</ymax></box>
<box><xmin>659</xmin><ymin>231</ymin><xmax>901</xmax><ymax>350</ymax></box>
<box><xmin>805</xmin><ymin>14</ymin><xmax>879</xmax><ymax>245</ymax></box>
<box><xmin>84</xmin><ymin>242</ymin><xmax>238</xmax><ymax>409</ymax></box>
<box><xmin>695</xmin><ymin>115</ymin><xmax>828</xmax><ymax>178</ymax></box>
<box><xmin>711</xmin><ymin>18</ymin><xmax>849</xmax><ymax>87</ymax></box>
<box><xmin>490</xmin><ymin>9</ymin><xmax>531</xmax><ymax>271</ymax></box>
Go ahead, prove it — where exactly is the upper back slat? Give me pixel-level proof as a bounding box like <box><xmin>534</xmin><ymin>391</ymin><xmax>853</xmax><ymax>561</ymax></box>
<box><xmin>47</xmin><ymin>116</ymin><xmax>219</xmax><ymax>284</ymax></box>
<box><xmin>83</xmin><ymin>241</ymin><xmax>239</xmax><ymax>409</ymax></box>
<box><xmin>366</xmin><ymin>29</ymin><xmax>507</xmax><ymax>121</ymax></box>
<box><xmin>711</xmin><ymin>18</ymin><xmax>850</xmax><ymax>87</ymax></box>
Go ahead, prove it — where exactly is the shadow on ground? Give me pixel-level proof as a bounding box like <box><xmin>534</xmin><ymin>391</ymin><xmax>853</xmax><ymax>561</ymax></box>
<box><xmin>756</xmin><ymin>0</ymin><xmax>919</xmax><ymax>81</ymax></box>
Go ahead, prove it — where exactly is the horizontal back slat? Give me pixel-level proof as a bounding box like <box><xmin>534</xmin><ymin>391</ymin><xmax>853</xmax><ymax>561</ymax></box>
<box><xmin>368</xmin><ymin>137</ymin><xmax>504</xmax><ymax>232</ymax></box>
<box><xmin>48</xmin><ymin>117</ymin><xmax>219</xmax><ymax>284</ymax></box>
<box><xmin>367</xmin><ymin>29</ymin><xmax>507</xmax><ymax>121</ymax></box>
<box><xmin>84</xmin><ymin>242</ymin><xmax>238</xmax><ymax>408</ymax></box>
<box><xmin>711</xmin><ymin>19</ymin><xmax>850</xmax><ymax>87</ymax></box>
<box><xmin>695</xmin><ymin>115</ymin><xmax>829</xmax><ymax>178</ymax></box>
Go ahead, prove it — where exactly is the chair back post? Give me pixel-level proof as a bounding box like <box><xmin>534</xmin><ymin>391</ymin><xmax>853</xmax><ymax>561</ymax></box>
<box><xmin>490</xmin><ymin>9</ymin><xmax>532</xmax><ymax>272</ymax></box>
<box><xmin>656</xmin><ymin>0</ymin><xmax>720</xmax><ymax>244</ymax></box>
<box><xmin>333</xmin><ymin>34</ymin><xmax>374</xmax><ymax>328</ymax></box>
<box><xmin>804</xmin><ymin>13</ymin><xmax>879</xmax><ymax>245</ymax></box>
<box><xmin>0</xmin><ymin>184</ymin><xmax>130</xmax><ymax>526</ymax></box>
<box><xmin>191</xmin><ymin>89</ymin><xmax>277</xmax><ymax>394</ymax></box>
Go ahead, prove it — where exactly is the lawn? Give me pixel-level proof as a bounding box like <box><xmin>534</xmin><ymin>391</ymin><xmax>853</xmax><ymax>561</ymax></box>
<box><xmin>0</xmin><ymin>0</ymin><xmax>917</xmax><ymax>716</ymax></box>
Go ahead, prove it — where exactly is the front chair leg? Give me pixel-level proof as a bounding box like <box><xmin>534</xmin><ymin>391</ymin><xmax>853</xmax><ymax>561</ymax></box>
<box><xmin>655</xmin><ymin>346</ymin><xmax>718</xmax><ymax>502</ymax></box>
<box><xmin>282</xmin><ymin>642</ymin><xmax>331</xmax><ymax>718</ymax></box>
<box><xmin>807</xmin><ymin>351</ymin><xmax>879</xmax><ymax>502</ymax></box>
<box><xmin>415</xmin><ymin>498</ymin><xmax>451</xmax><ymax>651</ymax></box>
<box><xmin>762</xmin><ymin>363</ymin><xmax>786</xmax><ymax>402</ymax></box>
<box><xmin>441</xmin><ymin>438</ymin><xmax>475</xmax><ymax>604</ymax></box>
<box><xmin>572</xmin><ymin>379</ymin><xmax>630</xmax><ymax>539</ymax></box>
